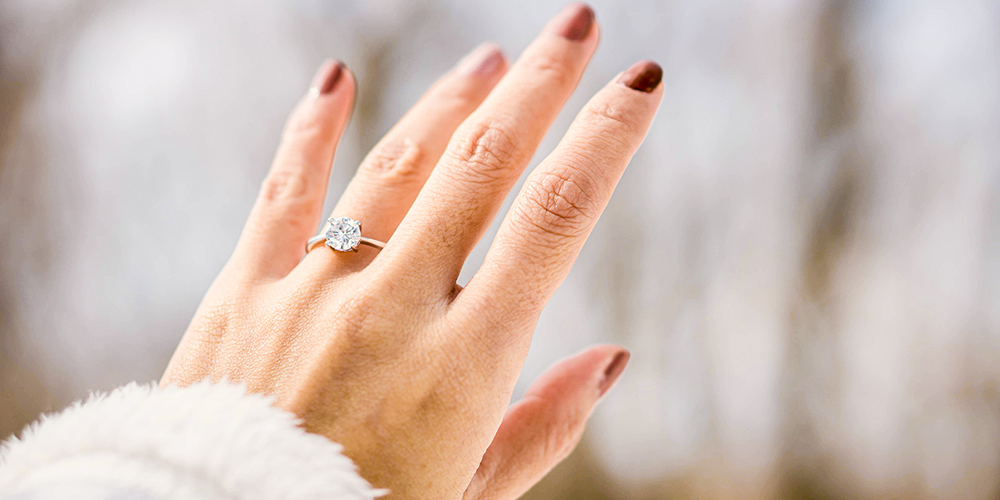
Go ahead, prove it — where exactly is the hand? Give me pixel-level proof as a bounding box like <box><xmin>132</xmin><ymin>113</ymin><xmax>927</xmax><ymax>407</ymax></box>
<box><xmin>161</xmin><ymin>3</ymin><xmax>662</xmax><ymax>498</ymax></box>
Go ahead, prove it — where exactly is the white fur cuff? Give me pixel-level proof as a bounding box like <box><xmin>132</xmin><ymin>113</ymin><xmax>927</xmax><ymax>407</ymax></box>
<box><xmin>0</xmin><ymin>381</ymin><xmax>384</xmax><ymax>500</ymax></box>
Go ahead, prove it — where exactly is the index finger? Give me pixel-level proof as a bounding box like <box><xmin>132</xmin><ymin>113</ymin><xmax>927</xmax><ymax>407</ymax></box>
<box><xmin>458</xmin><ymin>61</ymin><xmax>664</xmax><ymax>328</ymax></box>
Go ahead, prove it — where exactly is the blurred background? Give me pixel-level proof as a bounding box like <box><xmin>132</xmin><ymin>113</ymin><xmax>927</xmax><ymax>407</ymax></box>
<box><xmin>2</xmin><ymin>0</ymin><xmax>999</xmax><ymax>498</ymax></box>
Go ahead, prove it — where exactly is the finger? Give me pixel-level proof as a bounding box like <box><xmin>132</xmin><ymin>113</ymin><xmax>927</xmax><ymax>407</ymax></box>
<box><xmin>301</xmin><ymin>44</ymin><xmax>508</xmax><ymax>272</ymax></box>
<box><xmin>388</xmin><ymin>3</ymin><xmax>599</xmax><ymax>290</ymax></box>
<box><xmin>463</xmin><ymin>345</ymin><xmax>630</xmax><ymax>500</ymax></box>
<box><xmin>460</xmin><ymin>61</ymin><xmax>663</xmax><ymax>328</ymax></box>
<box><xmin>231</xmin><ymin>60</ymin><xmax>355</xmax><ymax>280</ymax></box>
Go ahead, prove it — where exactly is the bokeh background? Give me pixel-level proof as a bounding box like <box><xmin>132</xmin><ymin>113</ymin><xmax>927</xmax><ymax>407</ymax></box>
<box><xmin>2</xmin><ymin>0</ymin><xmax>999</xmax><ymax>498</ymax></box>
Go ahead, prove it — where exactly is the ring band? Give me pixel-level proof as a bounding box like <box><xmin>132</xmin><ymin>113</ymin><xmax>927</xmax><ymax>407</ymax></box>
<box><xmin>306</xmin><ymin>217</ymin><xmax>386</xmax><ymax>253</ymax></box>
<box><xmin>306</xmin><ymin>235</ymin><xmax>385</xmax><ymax>252</ymax></box>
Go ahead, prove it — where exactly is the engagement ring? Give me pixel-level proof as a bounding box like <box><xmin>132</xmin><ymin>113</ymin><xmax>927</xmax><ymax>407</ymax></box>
<box><xmin>306</xmin><ymin>217</ymin><xmax>386</xmax><ymax>253</ymax></box>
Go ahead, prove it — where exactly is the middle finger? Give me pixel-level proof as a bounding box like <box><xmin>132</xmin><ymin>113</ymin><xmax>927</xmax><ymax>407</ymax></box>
<box><xmin>387</xmin><ymin>3</ymin><xmax>599</xmax><ymax>291</ymax></box>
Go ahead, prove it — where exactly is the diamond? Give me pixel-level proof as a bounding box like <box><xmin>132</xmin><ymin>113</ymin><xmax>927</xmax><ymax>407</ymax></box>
<box><xmin>325</xmin><ymin>217</ymin><xmax>362</xmax><ymax>252</ymax></box>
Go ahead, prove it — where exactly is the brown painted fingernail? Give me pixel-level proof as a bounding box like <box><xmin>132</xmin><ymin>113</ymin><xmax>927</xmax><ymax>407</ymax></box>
<box><xmin>310</xmin><ymin>60</ymin><xmax>345</xmax><ymax>96</ymax></box>
<box><xmin>598</xmin><ymin>349</ymin><xmax>630</xmax><ymax>398</ymax></box>
<box><xmin>457</xmin><ymin>43</ymin><xmax>506</xmax><ymax>76</ymax></box>
<box><xmin>550</xmin><ymin>3</ymin><xmax>595</xmax><ymax>41</ymax></box>
<box><xmin>619</xmin><ymin>60</ymin><xmax>662</xmax><ymax>93</ymax></box>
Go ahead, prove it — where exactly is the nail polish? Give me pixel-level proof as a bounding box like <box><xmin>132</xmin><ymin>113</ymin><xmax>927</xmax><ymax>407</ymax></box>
<box><xmin>618</xmin><ymin>60</ymin><xmax>663</xmax><ymax>93</ymax></box>
<box><xmin>310</xmin><ymin>60</ymin><xmax>345</xmax><ymax>96</ymax></box>
<box><xmin>457</xmin><ymin>43</ymin><xmax>505</xmax><ymax>76</ymax></box>
<box><xmin>551</xmin><ymin>3</ymin><xmax>595</xmax><ymax>41</ymax></box>
<box><xmin>598</xmin><ymin>349</ymin><xmax>630</xmax><ymax>397</ymax></box>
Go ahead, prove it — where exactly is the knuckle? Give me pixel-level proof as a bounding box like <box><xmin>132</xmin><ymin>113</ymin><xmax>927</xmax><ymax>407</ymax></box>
<box><xmin>449</xmin><ymin>119</ymin><xmax>519</xmax><ymax>183</ymax></box>
<box><xmin>522</xmin><ymin>52</ymin><xmax>575</xmax><ymax>91</ymax></box>
<box><xmin>333</xmin><ymin>290</ymin><xmax>380</xmax><ymax>335</ymax></box>
<box><xmin>546</xmin><ymin>416</ymin><xmax>585</xmax><ymax>461</ymax></box>
<box><xmin>525</xmin><ymin>395</ymin><xmax>586</xmax><ymax>462</ymax></box>
<box><xmin>326</xmin><ymin>282</ymin><xmax>423</xmax><ymax>350</ymax></box>
<box><xmin>360</xmin><ymin>138</ymin><xmax>427</xmax><ymax>186</ymax></box>
<box><xmin>519</xmin><ymin>168</ymin><xmax>600</xmax><ymax>239</ymax></box>
<box><xmin>258</xmin><ymin>167</ymin><xmax>319</xmax><ymax>220</ymax></box>
<box><xmin>260</xmin><ymin>167</ymin><xmax>310</xmax><ymax>202</ymax></box>
<box><xmin>429</xmin><ymin>80</ymin><xmax>482</xmax><ymax>110</ymax></box>
<box><xmin>282</xmin><ymin>106</ymin><xmax>330</xmax><ymax>141</ymax></box>
<box><xmin>583</xmin><ymin>100</ymin><xmax>638</xmax><ymax>137</ymax></box>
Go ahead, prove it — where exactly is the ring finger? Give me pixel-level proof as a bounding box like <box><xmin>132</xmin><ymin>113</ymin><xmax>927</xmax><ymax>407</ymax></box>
<box><xmin>299</xmin><ymin>43</ymin><xmax>508</xmax><ymax>274</ymax></box>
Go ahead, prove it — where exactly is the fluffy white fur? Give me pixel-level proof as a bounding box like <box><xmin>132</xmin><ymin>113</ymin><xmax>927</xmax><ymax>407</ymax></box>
<box><xmin>0</xmin><ymin>381</ymin><xmax>385</xmax><ymax>499</ymax></box>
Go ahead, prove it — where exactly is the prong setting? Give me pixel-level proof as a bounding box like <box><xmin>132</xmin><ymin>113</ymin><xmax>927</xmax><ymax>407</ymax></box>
<box><xmin>324</xmin><ymin>217</ymin><xmax>363</xmax><ymax>252</ymax></box>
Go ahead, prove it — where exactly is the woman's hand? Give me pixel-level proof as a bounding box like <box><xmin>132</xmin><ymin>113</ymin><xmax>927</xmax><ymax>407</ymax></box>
<box><xmin>161</xmin><ymin>3</ymin><xmax>662</xmax><ymax>498</ymax></box>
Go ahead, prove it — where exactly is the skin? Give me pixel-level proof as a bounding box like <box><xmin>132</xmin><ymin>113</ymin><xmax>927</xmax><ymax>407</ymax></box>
<box><xmin>161</xmin><ymin>4</ymin><xmax>663</xmax><ymax>499</ymax></box>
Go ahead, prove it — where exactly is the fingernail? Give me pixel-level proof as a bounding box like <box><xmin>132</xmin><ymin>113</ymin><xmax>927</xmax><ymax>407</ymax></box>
<box><xmin>618</xmin><ymin>60</ymin><xmax>663</xmax><ymax>93</ymax></box>
<box><xmin>550</xmin><ymin>3</ymin><xmax>595</xmax><ymax>41</ymax></box>
<box><xmin>457</xmin><ymin>43</ymin><xmax>505</xmax><ymax>76</ymax></box>
<box><xmin>598</xmin><ymin>349</ymin><xmax>630</xmax><ymax>398</ymax></box>
<box><xmin>309</xmin><ymin>60</ymin><xmax>345</xmax><ymax>97</ymax></box>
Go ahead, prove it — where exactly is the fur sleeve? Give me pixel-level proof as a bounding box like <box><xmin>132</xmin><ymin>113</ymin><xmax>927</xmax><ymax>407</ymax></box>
<box><xmin>0</xmin><ymin>381</ymin><xmax>385</xmax><ymax>500</ymax></box>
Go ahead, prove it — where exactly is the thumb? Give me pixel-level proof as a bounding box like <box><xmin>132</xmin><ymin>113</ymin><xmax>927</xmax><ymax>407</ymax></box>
<box><xmin>464</xmin><ymin>345</ymin><xmax>630</xmax><ymax>500</ymax></box>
